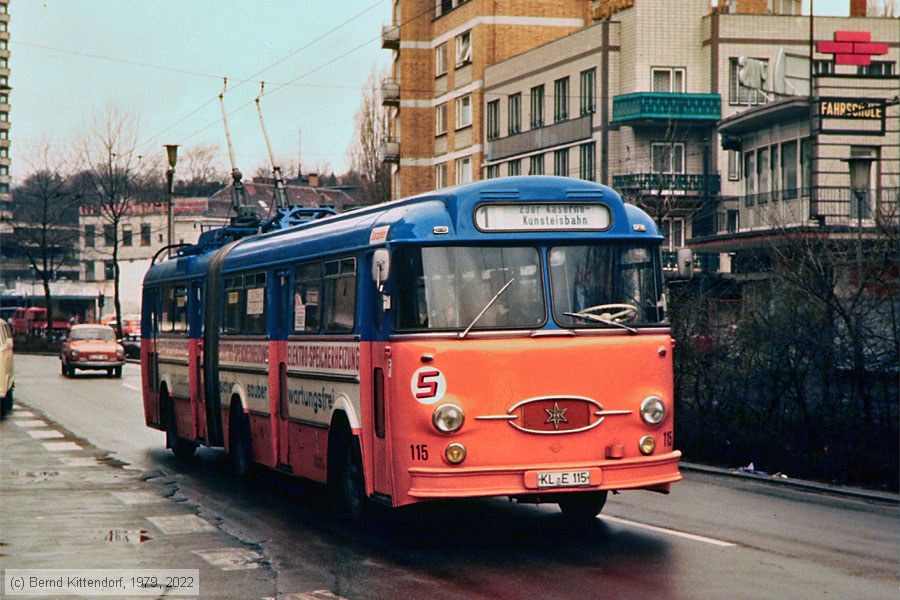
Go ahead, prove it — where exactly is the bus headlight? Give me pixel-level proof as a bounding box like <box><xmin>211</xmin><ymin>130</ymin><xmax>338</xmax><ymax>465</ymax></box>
<box><xmin>639</xmin><ymin>435</ymin><xmax>656</xmax><ymax>455</ymax></box>
<box><xmin>640</xmin><ymin>396</ymin><xmax>666</xmax><ymax>426</ymax></box>
<box><xmin>432</xmin><ymin>403</ymin><xmax>465</xmax><ymax>434</ymax></box>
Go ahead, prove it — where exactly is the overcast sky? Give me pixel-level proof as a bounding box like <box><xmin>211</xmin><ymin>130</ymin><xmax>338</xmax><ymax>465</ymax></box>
<box><xmin>8</xmin><ymin>0</ymin><xmax>868</xmax><ymax>184</ymax></box>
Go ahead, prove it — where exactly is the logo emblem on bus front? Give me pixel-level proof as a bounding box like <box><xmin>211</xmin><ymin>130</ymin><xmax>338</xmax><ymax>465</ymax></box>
<box><xmin>476</xmin><ymin>396</ymin><xmax>632</xmax><ymax>435</ymax></box>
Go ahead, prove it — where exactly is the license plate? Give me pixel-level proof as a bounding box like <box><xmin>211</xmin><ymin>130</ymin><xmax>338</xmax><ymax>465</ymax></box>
<box><xmin>535</xmin><ymin>469</ymin><xmax>591</xmax><ymax>488</ymax></box>
<box><xmin>89</xmin><ymin>354</ymin><xmax>107</xmax><ymax>360</ymax></box>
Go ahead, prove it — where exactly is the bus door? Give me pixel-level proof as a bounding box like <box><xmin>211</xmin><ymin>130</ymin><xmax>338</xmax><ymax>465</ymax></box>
<box><xmin>370</xmin><ymin>249</ymin><xmax>393</xmax><ymax>495</ymax></box>
<box><xmin>189</xmin><ymin>280</ymin><xmax>205</xmax><ymax>441</ymax></box>
<box><xmin>273</xmin><ymin>268</ymin><xmax>291</xmax><ymax>468</ymax></box>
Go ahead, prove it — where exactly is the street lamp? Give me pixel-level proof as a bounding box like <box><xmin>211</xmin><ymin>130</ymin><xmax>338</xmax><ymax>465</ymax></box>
<box><xmin>841</xmin><ymin>156</ymin><xmax>874</xmax><ymax>266</ymax></box>
<box><xmin>164</xmin><ymin>144</ymin><xmax>179</xmax><ymax>257</ymax></box>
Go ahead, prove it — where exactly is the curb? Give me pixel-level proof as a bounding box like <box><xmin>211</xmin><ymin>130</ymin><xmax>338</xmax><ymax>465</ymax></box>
<box><xmin>680</xmin><ymin>461</ymin><xmax>900</xmax><ymax>505</ymax></box>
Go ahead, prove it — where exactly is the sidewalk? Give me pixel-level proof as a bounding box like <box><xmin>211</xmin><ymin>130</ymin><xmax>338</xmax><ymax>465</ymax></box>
<box><xmin>0</xmin><ymin>404</ymin><xmax>278</xmax><ymax>599</ymax></box>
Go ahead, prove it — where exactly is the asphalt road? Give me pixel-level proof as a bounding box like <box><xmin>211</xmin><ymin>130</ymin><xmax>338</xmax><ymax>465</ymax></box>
<box><xmin>5</xmin><ymin>354</ymin><xmax>899</xmax><ymax>600</ymax></box>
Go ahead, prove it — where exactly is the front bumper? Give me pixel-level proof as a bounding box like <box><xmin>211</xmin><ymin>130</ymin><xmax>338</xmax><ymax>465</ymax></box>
<box><xmin>67</xmin><ymin>359</ymin><xmax>125</xmax><ymax>370</ymax></box>
<box><xmin>406</xmin><ymin>450</ymin><xmax>682</xmax><ymax>500</ymax></box>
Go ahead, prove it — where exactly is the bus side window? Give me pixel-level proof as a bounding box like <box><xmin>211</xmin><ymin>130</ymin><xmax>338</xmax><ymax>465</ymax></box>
<box><xmin>324</xmin><ymin>257</ymin><xmax>356</xmax><ymax>333</ymax></box>
<box><xmin>223</xmin><ymin>275</ymin><xmax>244</xmax><ymax>334</ymax></box>
<box><xmin>161</xmin><ymin>283</ymin><xmax>188</xmax><ymax>334</ymax></box>
<box><xmin>293</xmin><ymin>262</ymin><xmax>321</xmax><ymax>334</ymax></box>
<box><xmin>244</xmin><ymin>272</ymin><xmax>266</xmax><ymax>335</ymax></box>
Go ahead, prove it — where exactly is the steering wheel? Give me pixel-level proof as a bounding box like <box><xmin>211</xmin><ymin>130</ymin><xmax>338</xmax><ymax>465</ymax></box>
<box><xmin>578</xmin><ymin>303</ymin><xmax>638</xmax><ymax>322</ymax></box>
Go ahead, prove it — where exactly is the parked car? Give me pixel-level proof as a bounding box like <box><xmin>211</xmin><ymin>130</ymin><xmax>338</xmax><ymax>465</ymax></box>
<box><xmin>121</xmin><ymin>333</ymin><xmax>141</xmax><ymax>359</ymax></box>
<box><xmin>11</xmin><ymin>307</ymin><xmax>70</xmax><ymax>337</ymax></box>
<box><xmin>0</xmin><ymin>320</ymin><xmax>14</xmax><ymax>418</ymax></box>
<box><xmin>121</xmin><ymin>314</ymin><xmax>142</xmax><ymax>336</ymax></box>
<box><xmin>60</xmin><ymin>324</ymin><xmax>125</xmax><ymax>378</ymax></box>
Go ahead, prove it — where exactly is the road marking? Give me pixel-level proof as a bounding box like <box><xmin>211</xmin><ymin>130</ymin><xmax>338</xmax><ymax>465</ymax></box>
<box><xmin>147</xmin><ymin>515</ymin><xmax>217</xmax><ymax>534</ymax></box>
<box><xmin>26</xmin><ymin>429</ymin><xmax>64</xmax><ymax>439</ymax></box>
<box><xmin>14</xmin><ymin>419</ymin><xmax>47</xmax><ymax>428</ymax></box>
<box><xmin>122</xmin><ymin>383</ymin><xmax>140</xmax><ymax>391</ymax></box>
<box><xmin>602</xmin><ymin>515</ymin><xmax>736</xmax><ymax>547</ymax></box>
<box><xmin>269</xmin><ymin>592</ymin><xmax>347</xmax><ymax>600</ymax></box>
<box><xmin>11</xmin><ymin>410</ymin><xmax>35</xmax><ymax>417</ymax></box>
<box><xmin>42</xmin><ymin>441</ymin><xmax>82</xmax><ymax>452</ymax></box>
<box><xmin>193</xmin><ymin>548</ymin><xmax>261</xmax><ymax>570</ymax></box>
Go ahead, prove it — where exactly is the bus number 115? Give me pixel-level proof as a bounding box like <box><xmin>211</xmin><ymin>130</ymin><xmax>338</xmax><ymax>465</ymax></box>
<box><xmin>410</xmin><ymin>444</ymin><xmax>429</xmax><ymax>461</ymax></box>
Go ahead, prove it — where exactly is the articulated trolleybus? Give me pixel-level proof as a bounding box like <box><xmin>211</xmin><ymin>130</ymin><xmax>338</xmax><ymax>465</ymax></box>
<box><xmin>141</xmin><ymin>176</ymin><xmax>681</xmax><ymax>520</ymax></box>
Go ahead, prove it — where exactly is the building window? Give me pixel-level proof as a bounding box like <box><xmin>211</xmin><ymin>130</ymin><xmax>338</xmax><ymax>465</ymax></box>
<box><xmin>652</xmin><ymin>67</ymin><xmax>685</xmax><ymax>93</ymax></box>
<box><xmin>84</xmin><ymin>261</ymin><xmax>95</xmax><ymax>282</ymax></box>
<box><xmin>103</xmin><ymin>224</ymin><xmax>116</xmax><ymax>246</ymax></box>
<box><xmin>435</xmin><ymin>163</ymin><xmax>448</xmax><ymax>188</ymax></box>
<box><xmin>508</xmin><ymin>93</ymin><xmax>521</xmax><ymax>134</ymax></box>
<box><xmin>436</xmin><ymin>0</ymin><xmax>452</xmax><ymax>17</ymax></box>
<box><xmin>553</xmin><ymin>77</ymin><xmax>569</xmax><ymax>123</ymax></box>
<box><xmin>782</xmin><ymin>140</ymin><xmax>797</xmax><ymax>199</ymax></box>
<box><xmin>85</xmin><ymin>225</ymin><xmax>96</xmax><ymax>248</ymax></box>
<box><xmin>104</xmin><ymin>260</ymin><xmax>115</xmax><ymax>280</ymax></box>
<box><xmin>436</xmin><ymin>103</ymin><xmax>448</xmax><ymax>135</ymax></box>
<box><xmin>553</xmin><ymin>148</ymin><xmax>569</xmax><ymax>177</ymax></box>
<box><xmin>579</xmin><ymin>142</ymin><xmax>595</xmax><ymax>181</ymax></box>
<box><xmin>122</xmin><ymin>225</ymin><xmax>133</xmax><ymax>247</ymax></box>
<box><xmin>456</xmin><ymin>156</ymin><xmax>472</xmax><ymax>184</ymax></box>
<box><xmin>757</xmin><ymin>147</ymin><xmax>770</xmax><ymax>199</ymax></box>
<box><xmin>435</xmin><ymin>43</ymin><xmax>448</xmax><ymax>76</ymax></box>
<box><xmin>651</xmin><ymin>143</ymin><xmax>684</xmax><ymax>174</ymax></box>
<box><xmin>0</xmin><ymin>147</ymin><xmax>7</xmax><ymax>157</ymax></box>
<box><xmin>486</xmin><ymin>164</ymin><xmax>500</xmax><ymax>179</ymax></box>
<box><xmin>728</xmin><ymin>149</ymin><xmax>741</xmax><ymax>181</ymax></box>
<box><xmin>729</xmin><ymin>58</ymin><xmax>769</xmax><ymax>106</ymax></box>
<box><xmin>858</xmin><ymin>61</ymin><xmax>895</xmax><ymax>77</ymax></box>
<box><xmin>529</xmin><ymin>154</ymin><xmax>544</xmax><ymax>175</ymax></box>
<box><xmin>508</xmin><ymin>159</ymin><xmax>521</xmax><ymax>176</ymax></box>
<box><xmin>455</xmin><ymin>31</ymin><xmax>472</xmax><ymax>67</ymax></box>
<box><xmin>580</xmin><ymin>68</ymin><xmax>595</xmax><ymax>116</ymax></box>
<box><xmin>455</xmin><ymin>94</ymin><xmax>472</xmax><ymax>129</ymax></box>
<box><xmin>744</xmin><ymin>151</ymin><xmax>756</xmax><ymax>200</ymax></box>
<box><xmin>486</xmin><ymin>99</ymin><xmax>500</xmax><ymax>140</ymax></box>
<box><xmin>659</xmin><ymin>219</ymin><xmax>685</xmax><ymax>252</ymax></box>
<box><xmin>141</xmin><ymin>223</ymin><xmax>151</xmax><ymax>246</ymax></box>
<box><xmin>800</xmin><ymin>137</ymin><xmax>812</xmax><ymax>195</ymax></box>
<box><xmin>530</xmin><ymin>85</ymin><xmax>544</xmax><ymax>129</ymax></box>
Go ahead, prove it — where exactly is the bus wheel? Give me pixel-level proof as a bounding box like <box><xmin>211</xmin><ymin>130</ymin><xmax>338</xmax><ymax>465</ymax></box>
<box><xmin>164</xmin><ymin>394</ymin><xmax>197</xmax><ymax>459</ymax></box>
<box><xmin>229</xmin><ymin>406</ymin><xmax>253</xmax><ymax>477</ymax></box>
<box><xmin>0</xmin><ymin>388</ymin><xmax>12</xmax><ymax>419</ymax></box>
<box><xmin>558</xmin><ymin>491</ymin><xmax>608</xmax><ymax>523</ymax></box>
<box><xmin>339</xmin><ymin>436</ymin><xmax>370</xmax><ymax>520</ymax></box>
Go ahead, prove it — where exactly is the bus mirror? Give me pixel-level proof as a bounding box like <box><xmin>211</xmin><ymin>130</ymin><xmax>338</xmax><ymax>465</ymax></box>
<box><xmin>372</xmin><ymin>249</ymin><xmax>390</xmax><ymax>286</ymax></box>
<box><xmin>677</xmin><ymin>248</ymin><xmax>694</xmax><ymax>278</ymax></box>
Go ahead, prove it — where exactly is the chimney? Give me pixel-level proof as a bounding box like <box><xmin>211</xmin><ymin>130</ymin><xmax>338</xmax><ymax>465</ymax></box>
<box><xmin>850</xmin><ymin>0</ymin><xmax>866</xmax><ymax>16</ymax></box>
<box><xmin>308</xmin><ymin>172</ymin><xmax>319</xmax><ymax>187</ymax></box>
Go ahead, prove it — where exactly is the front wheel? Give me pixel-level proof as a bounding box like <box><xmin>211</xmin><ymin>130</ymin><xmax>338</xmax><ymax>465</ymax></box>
<box><xmin>229</xmin><ymin>408</ymin><xmax>253</xmax><ymax>477</ymax></box>
<box><xmin>558</xmin><ymin>491</ymin><xmax>608</xmax><ymax>523</ymax></box>
<box><xmin>339</xmin><ymin>436</ymin><xmax>370</xmax><ymax>520</ymax></box>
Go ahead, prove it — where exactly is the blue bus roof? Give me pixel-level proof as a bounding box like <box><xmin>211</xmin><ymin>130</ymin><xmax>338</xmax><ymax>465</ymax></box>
<box><xmin>144</xmin><ymin>176</ymin><xmax>662</xmax><ymax>285</ymax></box>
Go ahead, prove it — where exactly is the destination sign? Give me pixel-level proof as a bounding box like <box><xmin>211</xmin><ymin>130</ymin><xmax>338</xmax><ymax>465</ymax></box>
<box><xmin>474</xmin><ymin>203</ymin><xmax>611</xmax><ymax>232</ymax></box>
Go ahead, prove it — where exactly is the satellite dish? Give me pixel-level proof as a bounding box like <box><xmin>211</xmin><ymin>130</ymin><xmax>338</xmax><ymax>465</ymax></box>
<box><xmin>771</xmin><ymin>48</ymin><xmax>786</xmax><ymax>95</ymax></box>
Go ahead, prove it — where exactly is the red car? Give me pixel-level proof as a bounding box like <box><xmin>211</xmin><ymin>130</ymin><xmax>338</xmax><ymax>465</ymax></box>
<box><xmin>60</xmin><ymin>325</ymin><xmax>125</xmax><ymax>378</ymax></box>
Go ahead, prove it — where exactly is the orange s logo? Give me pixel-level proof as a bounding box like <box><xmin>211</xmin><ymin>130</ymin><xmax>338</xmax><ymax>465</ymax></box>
<box><xmin>411</xmin><ymin>367</ymin><xmax>446</xmax><ymax>405</ymax></box>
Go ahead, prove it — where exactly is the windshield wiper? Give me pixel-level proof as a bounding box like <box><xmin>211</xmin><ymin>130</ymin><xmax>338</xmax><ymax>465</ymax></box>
<box><xmin>459</xmin><ymin>278</ymin><xmax>516</xmax><ymax>339</ymax></box>
<box><xmin>563</xmin><ymin>311</ymin><xmax>637</xmax><ymax>334</ymax></box>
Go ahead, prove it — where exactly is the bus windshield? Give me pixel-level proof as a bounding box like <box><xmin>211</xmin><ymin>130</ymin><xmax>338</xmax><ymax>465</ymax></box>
<box><xmin>394</xmin><ymin>246</ymin><xmax>546</xmax><ymax>331</ymax></box>
<box><xmin>549</xmin><ymin>244</ymin><xmax>666</xmax><ymax>327</ymax></box>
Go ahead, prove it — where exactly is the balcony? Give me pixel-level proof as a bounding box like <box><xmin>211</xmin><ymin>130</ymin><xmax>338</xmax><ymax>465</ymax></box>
<box><xmin>381</xmin><ymin>79</ymin><xmax>400</xmax><ymax>106</ymax></box>
<box><xmin>612</xmin><ymin>173</ymin><xmax>721</xmax><ymax>195</ymax></box>
<box><xmin>381</xmin><ymin>23</ymin><xmax>400</xmax><ymax>49</ymax></box>
<box><xmin>485</xmin><ymin>115</ymin><xmax>592</xmax><ymax>162</ymax></box>
<box><xmin>381</xmin><ymin>140</ymin><xmax>400</xmax><ymax>163</ymax></box>
<box><xmin>612</xmin><ymin>93</ymin><xmax>721</xmax><ymax>126</ymax></box>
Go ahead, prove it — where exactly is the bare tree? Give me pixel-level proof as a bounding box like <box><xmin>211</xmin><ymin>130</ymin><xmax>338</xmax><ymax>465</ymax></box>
<box><xmin>74</xmin><ymin>105</ymin><xmax>148</xmax><ymax>339</ymax></box>
<box><xmin>347</xmin><ymin>66</ymin><xmax>391</xmax><ymax>205</ymax></box>
<box><xmin>4</xmin><ymin>142</ymin><xmax>81</xmax><ymax>325</ymax></box>
<box><xmin>178</xmin><ymin>143</ymin><xmax>226</xmax><ymax>196</ymax></box>
<box><xmin>867</xmin><ymin>0</ymin><xmax>899</xmax><ymax>17</ymax></box>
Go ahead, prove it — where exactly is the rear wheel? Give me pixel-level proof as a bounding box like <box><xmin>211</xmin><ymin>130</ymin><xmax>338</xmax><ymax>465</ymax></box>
<box><xmin>0</xmin><ymin>388</ymin><xmax>12</xmax><ymax>419</ymax></box>
<box><xmin>164</xmin><ymin>392</ymin><xmax>197</xmax><ymax>459</ymax></box>
<box><xmin>229</xmin><ymin>405</ymin><xmax>253</xmax><ymax>477</ymax></box>
<box><xmin>558</xmin><ymin>491</ymin><xmax>608</xmax><ymax>523</ymax></box>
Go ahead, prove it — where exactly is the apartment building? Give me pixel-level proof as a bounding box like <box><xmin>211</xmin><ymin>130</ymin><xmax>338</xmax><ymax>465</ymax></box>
<box><xmin>382</xmin><ymin>0</ymin><xmax>592</xmax><ymax>199</ymax></box>
<box><xmin>0</xmin><ymin>0</ymin><xmax>9</xmax><ymax>218</ymax></box>
<box><xmin>479</xmin><ymin>0</ymin><xmax>897</xmax><ymax>268</ymax></box>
